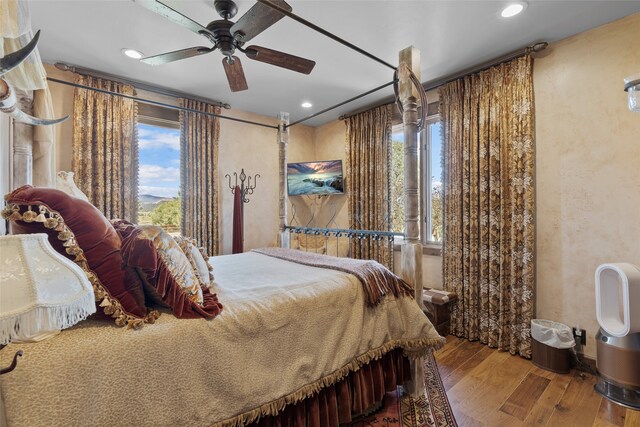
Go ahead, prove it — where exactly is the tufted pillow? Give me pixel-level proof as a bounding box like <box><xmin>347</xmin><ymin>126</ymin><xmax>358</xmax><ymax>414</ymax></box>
<box><xmin>55</xmin><ymin>171</ymin><xmax>90</xmax><ymax>202</ymax></box>
<box><xmin>2</xmin><ymin>186</ymin><xmax>157</xmax><ymax>329</ymax></box>
<box><xmin>174</xmin><ymin>236</ymin><xmax>214</xmax><ymax>288</ymax></box>
<box><xmin>113</xmin><ymin>221</ymin><xmax>223</xmax><ymax>319</ymax></box>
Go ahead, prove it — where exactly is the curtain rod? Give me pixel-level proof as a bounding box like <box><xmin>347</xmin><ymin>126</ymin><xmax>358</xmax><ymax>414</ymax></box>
<box><xmin>46</xmin><ymin>77</ymin><xmax>279</xmax><ymax>130</ymax></box>
<box><xmin>53</xmin><ymin>62</ymin><xmax>231</xmax><ymax>110</ymax></box>
<box><xmin>422</xmin><ymin>42</ymin><xmax>548</xmax><ymax>91</ymax></box>
<box><xmin>286</xmin><ymin>80</ymin><xmax>397</xmax><ymax>128</ymax></box>
<box><xmin>338</xmin><ymin>99</ymin><xmax>395</xmax><ymax>121</ymax></box>
<box><xmin>338</xmin><ymin>42</ymin><xmax>548</xmax><ymax>120</ymax></box>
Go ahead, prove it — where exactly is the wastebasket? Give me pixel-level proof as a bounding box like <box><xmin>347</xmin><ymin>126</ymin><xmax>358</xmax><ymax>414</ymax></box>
<box><xmin>531</xmin><ymin>319</ymin><xmax>575</xmax><ymax>374</ymax></box>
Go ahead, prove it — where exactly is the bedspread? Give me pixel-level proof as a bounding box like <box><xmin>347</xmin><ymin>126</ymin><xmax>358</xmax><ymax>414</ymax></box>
<box><xmin>0</xmin><ymin>251</ymin><xmax>443</xmax><ymax>427</ymax></box>
<box><xmin>252</xmin><ymin>247</ymin><xmax>415</xmax><ymax>305</ymax></box>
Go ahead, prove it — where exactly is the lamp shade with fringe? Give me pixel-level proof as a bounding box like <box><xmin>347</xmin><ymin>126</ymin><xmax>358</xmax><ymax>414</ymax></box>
<box><xmin>0</xmin><ymin>233</ymin><xmax>95</xmax><ymax>345</ymax></box>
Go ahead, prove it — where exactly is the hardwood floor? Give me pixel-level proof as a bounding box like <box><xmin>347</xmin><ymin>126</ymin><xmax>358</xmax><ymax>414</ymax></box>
<box><xmin>434</xmin><ymin>335</ymin><xmax>640</xmax><ymax>427</ymax></box>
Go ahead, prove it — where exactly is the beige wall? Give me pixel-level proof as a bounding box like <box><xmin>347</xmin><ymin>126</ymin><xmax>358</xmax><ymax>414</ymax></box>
<box><xmin>218</xmin><ymin>110</ymin><xmax>313</xmax><ymax>254</ymax></box>
<box><xmin>44</xmin><ymin>64</ymin><xmax>315</xmax><ymax>254</ymax></box>
<box><xmin>307</xmin><ymin>120</ymin><xmax>348</xmax><ymax>228</ymax></box>
<box><xmin>535</xmin><ymin>13</ymin><xmax>640</xmax><ymax>357</ymax></box>
<box><xmin>46</xmin><ymin>65</ymin><xmax>75</xmax><ymax>172</ymax></box>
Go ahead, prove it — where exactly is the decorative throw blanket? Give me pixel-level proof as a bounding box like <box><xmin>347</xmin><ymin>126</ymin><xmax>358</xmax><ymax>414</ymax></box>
<box><xmin>253</xmin><ymin>247</ymin><xmax>415</xmax><ymax>306</ymax></box>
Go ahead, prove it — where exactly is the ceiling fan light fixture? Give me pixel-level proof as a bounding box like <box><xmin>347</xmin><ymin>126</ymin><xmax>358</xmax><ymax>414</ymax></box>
<box><xmin>121</xmin><ymin>48</ymin><xmax>144</xmax><ymax>59</ymax></box>
<box><xmin>301</xmin><ymin>101</ymin><xmax>313</xmax><ymax>108</ymax></box>
<box><xmin>501</xmin><ymin>2</ymin><xmax>527</xmax><ymax>18</ymax></box>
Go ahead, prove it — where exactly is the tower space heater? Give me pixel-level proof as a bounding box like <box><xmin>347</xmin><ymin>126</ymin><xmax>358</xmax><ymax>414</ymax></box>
<box><xmin>595</xmin><ymin>263</ymin><xmax>640</xmax><ymax>410</ymax></box>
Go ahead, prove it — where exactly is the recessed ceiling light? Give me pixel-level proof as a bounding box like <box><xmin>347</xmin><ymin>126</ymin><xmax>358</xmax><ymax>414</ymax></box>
<box><xmin>501</xmin><ymin>2</ymin><xmax>527</xmax><ymax>18</ymax></box>
<box><xmin>301</xmin><ymin>101</ymin><xmax>313</xmax><ymax>108</ymax></box>
<box><xmin>121</xmin><ymin>48</ymin><xmax>144</xmax><ymax>59</ymax></box>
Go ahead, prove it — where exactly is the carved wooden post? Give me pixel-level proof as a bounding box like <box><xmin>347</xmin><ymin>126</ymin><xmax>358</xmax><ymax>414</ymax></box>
<box><xmin>12</xmin><ymin>89</ymin><xmax>34</xmax><ymax>187</ymax></box>
<box><xmin>277</xmin><ymin>112</ymin><xmax>290</xmax><ymax>248</ymax></box>
<box><xmin>399</xmin><ymin>46</ymin><xmax>425</xmax><ymax>397</ymax></box>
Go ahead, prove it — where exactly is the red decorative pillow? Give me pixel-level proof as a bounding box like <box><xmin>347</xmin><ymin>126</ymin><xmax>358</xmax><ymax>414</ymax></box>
<box><xmin>3</xmin><ymin>186</ymin><xmax>158</xmax><ymax>329</ymax></box>
<box><xmin>113</xmin><ymin>221</ymin><xmax>223</xmax><ymax>319</ymax></box>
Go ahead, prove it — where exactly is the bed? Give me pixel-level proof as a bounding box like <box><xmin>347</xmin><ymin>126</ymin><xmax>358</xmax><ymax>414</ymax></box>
<box><xmin>0</xmin><ymin>250</ymin><xmax>442</xmax><ymax>427</ymax></box>
<box><xmin>0</xmin><ymin>26</ymin><xmax>432</xmax><ymax>423</ymax></box>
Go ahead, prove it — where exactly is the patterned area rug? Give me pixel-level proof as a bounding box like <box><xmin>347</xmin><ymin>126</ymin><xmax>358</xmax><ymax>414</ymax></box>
<box><xmin>348</xmin><ymin>351</ymin><xmax>457</xmax><ymax>427</ymax></box>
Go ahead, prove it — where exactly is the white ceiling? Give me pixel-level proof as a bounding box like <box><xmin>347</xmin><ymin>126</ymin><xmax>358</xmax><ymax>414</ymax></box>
<box><xmin>30</xmin><ymin>0</ymin><xmax>640</xmax><ymax>126</ymax></box>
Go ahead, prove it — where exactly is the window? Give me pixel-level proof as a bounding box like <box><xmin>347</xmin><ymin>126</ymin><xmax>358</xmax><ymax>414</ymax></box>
<box><xmin>423</xmin><ymin>120</ymin><xmax>442</xmax><ymax>243</ymax></box>
<box><xmin>137</xmin><ymin>122</ymin><xmax>181</xmax><ymax>235</ymax></box>
<box><xmin>389</xmin><ymin>118</ymin><xmax>443</xmax><ymax>244</ymax></box>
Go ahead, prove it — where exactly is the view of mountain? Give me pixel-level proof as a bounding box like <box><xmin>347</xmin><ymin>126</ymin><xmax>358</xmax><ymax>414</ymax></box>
<box><xmin>139</xmin><ymin>194</ymin><xmax>171</xmax><ymax>203</ymax></box>
<box><xmin>139</xmin><ymin>194</ymin><xmax>174</xmax><ymax>212</ymax></box>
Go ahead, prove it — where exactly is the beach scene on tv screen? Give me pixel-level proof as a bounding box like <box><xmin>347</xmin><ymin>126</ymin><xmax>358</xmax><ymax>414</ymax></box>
<box><xmin>288</xmin><ymin>160</ymin><xmax>344</xmax><ymax>195</ymax></box>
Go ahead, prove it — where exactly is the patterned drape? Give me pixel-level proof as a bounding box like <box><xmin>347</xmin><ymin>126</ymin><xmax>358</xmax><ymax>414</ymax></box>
<box><xmin>180</xmin><ymin>99</ymin><xmax>220</xmax><ymax>256</ymax></box>
<box><xmin>72</xmin><ymin>74</ymin><xmax>138</xmax><ymax>221</ymax></box>
<box><xmin>440</xmin><ymin>55</ymin><xmax>535</xmax><ymax>358</ymax></box>
<box><xmin>346</xmin><ymin>104</ymin><xmax>393</xmax><ymax>269</ymax></box>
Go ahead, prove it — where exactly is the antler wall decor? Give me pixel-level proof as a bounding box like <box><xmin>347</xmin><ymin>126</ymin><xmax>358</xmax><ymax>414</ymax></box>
<box><xmin>0</xmin><ymin>30</ymin><xmax>68</xmax><ymax>126</ymax></box>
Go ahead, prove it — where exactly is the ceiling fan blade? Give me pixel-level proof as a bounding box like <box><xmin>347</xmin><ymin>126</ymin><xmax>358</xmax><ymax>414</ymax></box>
<box><xmin>222</xmin><ymin>56</ymin><xmax>248</xmax><ymax>92</ymax></box>
<box><xmin>230</xmin><ymin>0</ymin><xmax>292</xmax><ymax>43</ymax></box>
<box><xmin>135</xmin><ymin>0</ymin><xmax>214</xmax><ymax>41</ymax></box>
<box><xmin>141</xmin><ymin>46</ymin><xmax>215</xmax><ymax>65</ymax></box>
<box><xmin>245</xmin><ymin>45</ymin><xmax>315</xmax><ymax>75</ymax></box>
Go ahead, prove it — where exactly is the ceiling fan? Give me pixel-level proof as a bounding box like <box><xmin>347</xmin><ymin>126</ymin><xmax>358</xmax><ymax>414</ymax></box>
<box><xmin>136</xmin><ymin>0</ymin><xmax>316</xmax><ymax>92</ymax></box>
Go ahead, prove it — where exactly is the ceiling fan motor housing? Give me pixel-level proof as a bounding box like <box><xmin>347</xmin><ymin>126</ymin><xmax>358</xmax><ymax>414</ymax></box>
<box><xmin>206</xmin><ymin>19</ymin><xmax>239</xmax><ymax>57</ymax></box>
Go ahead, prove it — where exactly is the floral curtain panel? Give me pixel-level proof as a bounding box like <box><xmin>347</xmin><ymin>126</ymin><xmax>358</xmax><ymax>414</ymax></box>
<box><xmin>440</xmin><ymin>55</ymin><xmax>535</xmax><ymax>358</ymax></box>
<box><xmin>346</xmin><ymin>104</ymin><xmax>393</xmax><ymax>269</ymax></box>
<box><xmin>72</xmin><ymin>74</ymin><xmax>138</xmax><ymax>222</ymax></box>
<box><xmin>180</xmin><ymin>99</ymin><xmax>220</xmax><ymax>256</ymax></box>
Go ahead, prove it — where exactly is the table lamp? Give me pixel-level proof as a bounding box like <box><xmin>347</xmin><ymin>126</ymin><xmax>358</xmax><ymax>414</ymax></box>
<box><xmin>0</xmin><ymin>233</ymin><xmax>96</xmax><ymax>346</ymax></box>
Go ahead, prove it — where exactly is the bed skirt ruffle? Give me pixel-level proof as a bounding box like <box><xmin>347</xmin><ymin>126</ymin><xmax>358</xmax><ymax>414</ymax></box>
<box><xmin>243</xmin><ymin>348</ymin><xmax>410</xmax><ymax>427</ymax></box>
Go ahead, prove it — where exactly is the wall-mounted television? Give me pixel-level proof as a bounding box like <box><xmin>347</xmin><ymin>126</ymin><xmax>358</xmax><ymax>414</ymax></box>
<box><xmin>287</xmin><ymin>160</ymin><xmax>344</xmax><ymax>196</ymax></box>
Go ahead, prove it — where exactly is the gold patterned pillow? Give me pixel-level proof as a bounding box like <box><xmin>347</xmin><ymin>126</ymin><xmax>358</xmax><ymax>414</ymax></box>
<box><xmin>174</xmin><ymin>236</ymin><xmax>214</xmax><ymax>288</ymax></box>
<box><xmin>139</xmin><ymin>226</ymin><xmax>203</xmax><ymax>304</ymax></box>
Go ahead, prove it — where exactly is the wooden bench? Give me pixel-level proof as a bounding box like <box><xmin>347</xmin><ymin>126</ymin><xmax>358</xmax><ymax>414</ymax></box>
<box><xmin>422</xmin><ymin>289</ymin><xmax>457</xmax><ymax>336</ymax></box>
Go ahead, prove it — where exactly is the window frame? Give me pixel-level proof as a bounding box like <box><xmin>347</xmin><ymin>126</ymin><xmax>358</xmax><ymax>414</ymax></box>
<box><xmin>421</xmin><ymin>115</ymin><xmax>442</xmax><ymax>247</ymax></box>
<box><xmin>390</xmin><ymin>113</ymin><xmax>442</xmax><ymax>252</ymax></box>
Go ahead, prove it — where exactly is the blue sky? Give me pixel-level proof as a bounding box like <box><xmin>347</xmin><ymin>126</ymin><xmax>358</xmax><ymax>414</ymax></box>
<box><xmin>138</xmin><ymin>123</ymin><xmax>180</xmax><ymax>198</ymax></box>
